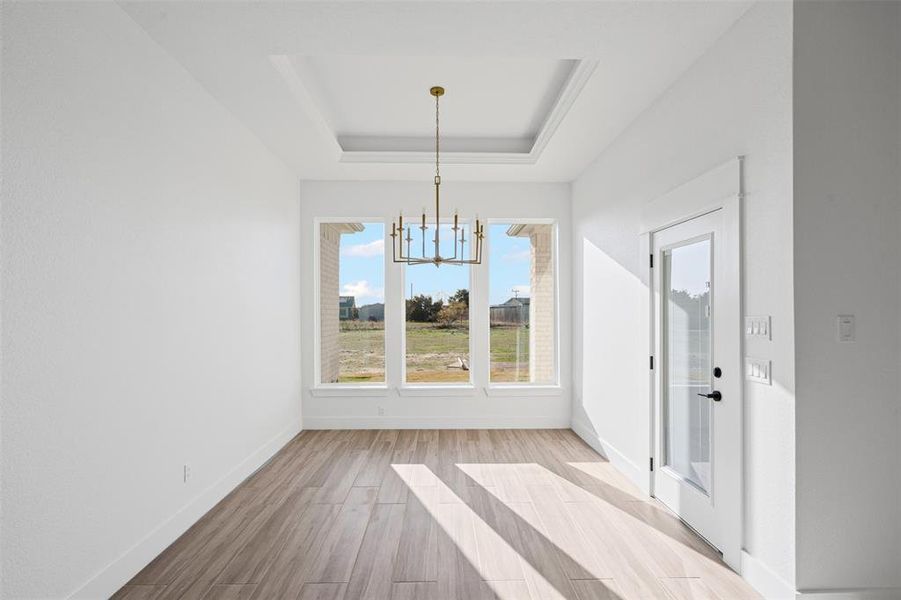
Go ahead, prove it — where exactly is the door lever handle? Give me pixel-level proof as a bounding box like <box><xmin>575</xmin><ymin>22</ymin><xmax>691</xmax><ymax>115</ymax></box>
<box><xmin>698</xmin><ymin>391</ymin><xmax>722</xmax><ymax>402</ymax></box>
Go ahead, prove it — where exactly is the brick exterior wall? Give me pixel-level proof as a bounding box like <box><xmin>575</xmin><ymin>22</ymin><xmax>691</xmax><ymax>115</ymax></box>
<box><xmin>319</xmin><ymin>222</ymin><xmax>365</xmax><ymax>383</ymax></box>
<box><xmin>528</xmin><ymin>225</ymin><xmax>556</xmax><ymax>383</ymax></box>
<box><xmin>320</xmin><ymin>224</ymin><xmax>341</xmax><ymax>383</ymax></box>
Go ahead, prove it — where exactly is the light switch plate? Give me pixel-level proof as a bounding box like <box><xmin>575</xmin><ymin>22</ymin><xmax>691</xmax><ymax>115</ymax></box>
<box><xmin>837</xmin><ymin>315</ymin><xmax>855</xmax><ymax>342</ymax></box>
<box><xmin>745</xmin><ymin>315</ymin><xmax>772</xmax><ymax>340</ymax></box>
<box><xmin>746</xmin><ymin>357</ymin><xmax>772</xmax><ymax>385</ymax></box>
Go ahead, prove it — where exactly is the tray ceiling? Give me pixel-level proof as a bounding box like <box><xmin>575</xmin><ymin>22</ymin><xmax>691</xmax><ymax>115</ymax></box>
<box><xmin>275</xmin><ymin>54</ymin><xmax>595</xmax><ymax>163</ymax></box>
<box><xmin>120</xmin><ymin>1</ymin><xmax>753</xmax><ymax>181</ymax></box>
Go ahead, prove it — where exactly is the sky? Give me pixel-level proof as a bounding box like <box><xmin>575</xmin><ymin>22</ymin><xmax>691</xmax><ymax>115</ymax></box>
<box><xmin>667</xmin><ymin>238</ymin><xmax>711</xmax><ymax>296</ymax></box>
<box><xmin>337</xmin><ymin>222</ymin><xmax>531</xmax><ymax>307</ymax></box>
<box><xmin>339</xmin><ymin>224</ymin><xmax>385</xmax><ymax>305</ymax></box>
<box><xmin>487</xmin><ymin>223</ymin><xmax>531</xmax><ymax>305</ymax></box>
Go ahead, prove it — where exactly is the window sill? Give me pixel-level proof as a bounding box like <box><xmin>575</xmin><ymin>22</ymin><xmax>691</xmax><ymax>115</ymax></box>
<box><xmin>397</xmin><ymin>385</ymin><xmax>477</xmax><ymax>397</ymax></box>
<box><xmin>484</xmin><ymin>385</ymin><xmax>564</xmax><ymax>397</ymax></box>
<box><xmin>309</xmin><ymin>384</ymin><xmax>562</xmax><ymax>398</ymax></box>
<box><xmin>310</xmin><ymin>385</ymin><xmax>390</xmax><ymax>398</ymax></box>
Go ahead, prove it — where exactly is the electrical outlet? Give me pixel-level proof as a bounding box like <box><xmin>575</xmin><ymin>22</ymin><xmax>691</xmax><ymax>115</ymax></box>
<box><xmin>377</xmin><ymin>406</ymin><xmax>385</xmax><ymax>416</ymax></box>
<box><xmin>183</xmin><ymin>464</ymin><xmax>192</xmax><ymax>483</ymax></box>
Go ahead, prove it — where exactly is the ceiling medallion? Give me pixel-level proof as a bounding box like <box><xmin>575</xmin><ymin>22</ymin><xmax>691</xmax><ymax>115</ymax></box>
<box><xmin>390</xmin><ymin>86</ymin><xmax>484</xmax><ymax>267</ymax></box>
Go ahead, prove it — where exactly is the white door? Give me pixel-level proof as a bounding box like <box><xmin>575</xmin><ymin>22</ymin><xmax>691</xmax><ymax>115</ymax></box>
<box><xmin>651</xmin><ymin>208</ymin><xmax>741</xmax><ymax>568</ymax></box>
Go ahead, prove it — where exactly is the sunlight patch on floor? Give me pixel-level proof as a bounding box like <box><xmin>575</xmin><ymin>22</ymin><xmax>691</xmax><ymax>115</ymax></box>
<box><xmin>392</xmin><ymin>463</ymin><xmax>562</xmax><ymax>600</ymax></box>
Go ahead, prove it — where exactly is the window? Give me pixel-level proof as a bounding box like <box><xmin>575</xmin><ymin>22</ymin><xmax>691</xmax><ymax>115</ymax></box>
<box><xmin>314</xmin><ymin>218</ymin><xmax>557</xmax><ymax>390</ymax></box>
<box><xmin>404</xmin><ymin>223</ymin><xmax>471</xmax><ymax>384</ymax></box>
<box><xmin>489</xmin><ymin>223</ymin><xmax>556</xmax><ymax>384</ymax></box>
<box><xmin>318</xmin><ymin>222</ymin><xmax>385</xmax><ymax>384</ymax></box>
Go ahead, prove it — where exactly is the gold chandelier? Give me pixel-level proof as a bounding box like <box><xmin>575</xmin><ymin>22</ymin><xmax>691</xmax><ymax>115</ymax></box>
<box><xmin>390</xmin><ymin>86</ymin><xmax>484</xmax><ymax>267</ymax></box>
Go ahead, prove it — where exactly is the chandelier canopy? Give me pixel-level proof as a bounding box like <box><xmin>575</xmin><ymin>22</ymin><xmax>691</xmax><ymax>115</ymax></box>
<box><xmin>390</xmin><ymin>86</ymin><xmax>484</xmax><ymax>267</ymax></box>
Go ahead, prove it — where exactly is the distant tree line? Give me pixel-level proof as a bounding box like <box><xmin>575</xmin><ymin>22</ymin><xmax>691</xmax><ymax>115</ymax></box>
<box><xmin>669</xmin><ymin>289</ymin><xmax>710</xmax><ymax>329</ymax></box>
<box><xmin>406</xmin><ymin>289</ymin><xmax>469</xmax><ymax>327</ymax></box>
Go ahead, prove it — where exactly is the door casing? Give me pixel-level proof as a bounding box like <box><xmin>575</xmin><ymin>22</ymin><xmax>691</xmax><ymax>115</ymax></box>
<box><xmin>639</xmin><ymin>157</ymin><xmax>744</xmax><ymax>569</ymax></box>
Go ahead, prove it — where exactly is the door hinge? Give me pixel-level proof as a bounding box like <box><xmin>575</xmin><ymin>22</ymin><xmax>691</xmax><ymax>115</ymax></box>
<box><xmin>649</xmin><ymin>355</ymin><xmax>654</xmax><ymax>370</ymax></box>
<box><xmin>649</xmin><ymin>254</ymin><xmax>654</xmax><ymax>268</ymax></box>
<box><xmin>650</xmin><ymin>457</ymin><xmax>654</xmax><ymax>471</ymax></box>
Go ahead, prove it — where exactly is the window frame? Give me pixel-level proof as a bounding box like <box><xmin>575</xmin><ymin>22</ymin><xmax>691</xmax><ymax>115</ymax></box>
<box><xmin>485</xmin><ymin>218</ymin><xmax>561</xmax><ymax>389</ymax></box>
<box><xmin>311</xmin><ymin>216</ymin><xmax>561</xmax><ymax>393</ymax></box>
<box><xmin>399</xmin><ymin>219</ymin><xmax>476</xmax><ymax>389</ymax></box>
<box><xmin>312</xmin><ymin>217</ymin><xmax>390</xmax><ymax>390</ymax></box>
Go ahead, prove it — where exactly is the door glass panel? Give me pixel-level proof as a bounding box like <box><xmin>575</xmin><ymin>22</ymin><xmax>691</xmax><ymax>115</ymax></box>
<box><xmin>663</xmin><ymin>238</ymin><xmax>712</xmax><ymax>494</ymax></box>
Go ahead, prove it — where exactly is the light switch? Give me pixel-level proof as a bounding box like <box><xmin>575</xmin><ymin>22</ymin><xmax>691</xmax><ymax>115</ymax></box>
<box><xmin>746</xmin><ymin>357</ymin><xmax>772</xmax><ymax>385</ymax></box>
<box><xmin>837</xmin><ymin>315</ymin><xmax>855</xmax><ymax>342</ymax></box>
<box><xmin>745</xmin><ymin>316</ymin><xmax>772</xmax><ymax>340</ymax></box>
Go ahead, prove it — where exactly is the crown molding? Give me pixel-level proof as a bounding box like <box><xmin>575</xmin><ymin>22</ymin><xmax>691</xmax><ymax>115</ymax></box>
<box><xmin>273</xmin><ymin>56</ymin><xmax>598</xmax><ymax>166</ymax></box>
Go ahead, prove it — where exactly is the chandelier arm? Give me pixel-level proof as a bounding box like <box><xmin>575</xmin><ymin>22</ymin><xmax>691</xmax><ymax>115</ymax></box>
<box><xmin>396</xmin><ymin>215</ymin><xmax>406</xmax><ymax>262</ymax></box>
<box><xmin>469</xmin><ymin>231</ymin><xmax>482</xmax><ymax>265</ymax></box>
<box><xmin>398</xmin><ymin>231</ymin><xmax>408</xmax><ymax>262</ymax></box>
<box><xmin>447</xmin><ymin>223</ymin><xmax>458</xmax><ymax>262</ymax></box>
<box><xmin>478</xmin><ymin>226</ymin><xmax>484</xmax><ymax>262</ymax></box>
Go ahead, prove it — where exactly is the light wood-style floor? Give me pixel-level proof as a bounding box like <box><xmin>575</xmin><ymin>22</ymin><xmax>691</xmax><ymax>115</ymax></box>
<box><xmin>115</xmin><ymin>429</ymin><xmax>760</xmax><ymax>600</ymax></box>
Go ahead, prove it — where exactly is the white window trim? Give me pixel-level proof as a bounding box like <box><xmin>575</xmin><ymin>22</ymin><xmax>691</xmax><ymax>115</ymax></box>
<box><xmin>396</xmin><ymin>384</ymin><xmax>478</xmax><ymax>397</ymax></box>
<box><xmin>310</xmin><ymin>385</ymin><xmax>390</xmax><ymax>397</ymax></box>
<box><xmin>483</xmin><ymin>385</ymin><xmax>564</xmax><ymax>397</ymax></box>
<box><xmin>311</xmin><ymin>216</ymin><xmax>560</xmax><ymax>392</ymax></box>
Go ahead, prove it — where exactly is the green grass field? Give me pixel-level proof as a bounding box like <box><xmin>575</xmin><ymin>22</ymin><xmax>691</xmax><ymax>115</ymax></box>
<box><xmin>336</xmin><ymin>321</ymin><xmax>529</xmax><ymax>383</ymax></box>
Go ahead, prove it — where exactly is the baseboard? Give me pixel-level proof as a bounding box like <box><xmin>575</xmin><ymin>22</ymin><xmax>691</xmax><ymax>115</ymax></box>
<box><xmin>741</xmin><ymin>550</ymin><xmax>796</xmax><ymax>599</ymax></box>
<box><xmin>303</xmin><ymin>415</ymin><xmax>570</xmax><ymax>429</ymax></box>
<box><xmin>68</xmin><ymin>423</ymin><xmax>302</xmax><ymax>600</ymax></box>
<box><xmin>570</xmin><ymin>416</ymin><xmax>649</xmax><ymax>496</ymax></box>
<box><xmin>796</xmin><ymin>588</ymin><xmax>901</xmax><ymax>600</ymax></box>
<box><xmin>735</xmin><ymin>538</ymin><xmax>900</xmax><ymax>600</ymax></box>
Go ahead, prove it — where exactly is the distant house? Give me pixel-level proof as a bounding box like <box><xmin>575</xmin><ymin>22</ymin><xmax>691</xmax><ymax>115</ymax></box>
<box><xmin>490</xmin><ymin>297</ymin><xmax>530</xmax><ymax>325</ymax></box>
<box><xmin>338</xmin><ymin>296</ymin><xmax>356</xmax><ymax>320</ymax></box>
<box><xmin>358</xmin><ymin>302</ymin><xmax>385</xmax><ymax>322</ymax></box>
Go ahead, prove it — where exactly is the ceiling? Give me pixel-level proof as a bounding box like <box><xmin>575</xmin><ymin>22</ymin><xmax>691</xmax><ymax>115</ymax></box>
<box><xmin>120</xmin><ymin>1</ymin><xmax>753</xmax><ymax>182</ymax></box>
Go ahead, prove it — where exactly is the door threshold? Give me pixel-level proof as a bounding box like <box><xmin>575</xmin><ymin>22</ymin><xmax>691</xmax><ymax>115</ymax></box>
<box><xmin>649</xmin><ymin>496</ymin><xmax>723</xmax><ymax>559</ymax></box>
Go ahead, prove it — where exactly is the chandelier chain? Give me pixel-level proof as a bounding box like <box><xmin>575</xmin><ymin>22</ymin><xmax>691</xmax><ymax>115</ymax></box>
<box><xmin>435</xmin><ymin>92</ymin><xmax>440</xmax><ymax>179</ymax></box>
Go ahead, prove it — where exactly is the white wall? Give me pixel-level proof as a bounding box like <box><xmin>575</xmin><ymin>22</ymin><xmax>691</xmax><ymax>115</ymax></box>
<box><xmin>300</xmin><ymin>181</ymin><xmax>571</xmax><ymax>429</ymax></box>
<box><xmin>793</xmin><ymin>1</ymin><xmax>901</xmax><ymax>593</ymax></box>
<box><xmin>0</xmin><ymin>3</ymin><xmax>301</xmax><ymax>598</ymax></box>
<box><xmin>570</xmin><ymin>2</ymin><xmax>796</xmax><ymax>592</ymax></box>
